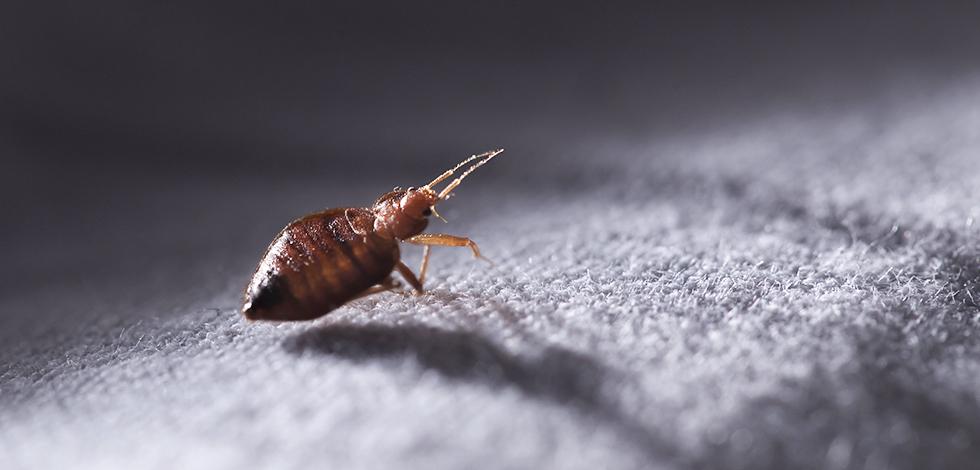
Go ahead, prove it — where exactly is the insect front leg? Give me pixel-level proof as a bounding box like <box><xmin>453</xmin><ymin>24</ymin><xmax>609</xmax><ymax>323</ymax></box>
<box><xmin>404</xmin><ymin>233</ymin><xmax>490</xmax><ymax>263</ymax></box>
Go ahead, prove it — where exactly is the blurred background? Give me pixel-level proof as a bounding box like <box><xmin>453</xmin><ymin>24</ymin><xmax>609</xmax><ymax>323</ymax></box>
<box><xmin>5</xmin><ymin>1</ymin><xmax>980</xmax><ymax>176</ymax></box>
<box><xmin>2</xmin><ymin>2</ymin><xmax>980</xmax><ymax>469</ymax></box>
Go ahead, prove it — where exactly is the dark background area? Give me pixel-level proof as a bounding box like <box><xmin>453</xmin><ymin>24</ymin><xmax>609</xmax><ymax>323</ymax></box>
<box><xmin>4</xmin><ymin>1</ymin><xmax>980</xmax><ymax>177</ymax></box>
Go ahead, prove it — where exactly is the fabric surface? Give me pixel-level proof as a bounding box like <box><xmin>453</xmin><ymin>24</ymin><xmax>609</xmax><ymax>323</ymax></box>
<box><xmin>2</xmin><ymin>81</ymin><xmax>979</xmax><ymax>470</ymax></box>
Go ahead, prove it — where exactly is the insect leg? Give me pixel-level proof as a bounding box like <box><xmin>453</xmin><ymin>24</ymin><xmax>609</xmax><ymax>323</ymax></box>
<box><xmin>395</xmin><ymin>261</ymin><xmax>425</xmax><ymax>295</ymax></box>
<box><xmin>418</xmin><ymin>245</ymin><xmax>431</xmax><ymax>285</ymax></box>
<box><xmin>405</xmin><ymin>233</ymin><xmax>490</xmax><ymax>263</ymax></box>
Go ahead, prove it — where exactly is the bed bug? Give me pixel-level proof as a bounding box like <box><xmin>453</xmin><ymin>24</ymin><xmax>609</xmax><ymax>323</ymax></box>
<box><xmin>242</xmin><ymin>149</ymin><xmax>503</xmax><ymax>321</ymax></box>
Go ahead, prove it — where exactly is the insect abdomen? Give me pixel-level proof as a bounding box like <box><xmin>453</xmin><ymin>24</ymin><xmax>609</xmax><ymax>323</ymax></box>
<box><xmin>243</xmin><ymin>209</ymin><xmax>398</xmax><ymax>321</ymax></box>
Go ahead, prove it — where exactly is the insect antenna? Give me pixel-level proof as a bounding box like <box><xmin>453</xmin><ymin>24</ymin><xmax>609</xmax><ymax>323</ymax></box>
<box><xmin>431</xmin><ymin>148</ymin><xmax>504</xmax><ymax>200</ymax></box>
<box><xmin>423</xmin><ymin>149</ymin><xmax>504</xmax><ymax>192</ymax></box>
<box><xmin>424</xmin><ymin>154</ymin><xmax>481</xmax><ymax>189</ymax></box>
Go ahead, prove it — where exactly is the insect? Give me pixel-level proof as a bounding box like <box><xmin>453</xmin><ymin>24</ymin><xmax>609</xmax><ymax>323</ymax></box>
<box><xmin>242</xmin><ymin>149</ymin><xmax>503</xmax><ymax>321</ymax></box>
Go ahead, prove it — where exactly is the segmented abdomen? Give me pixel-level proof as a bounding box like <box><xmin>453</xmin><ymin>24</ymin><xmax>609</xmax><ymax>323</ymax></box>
<box><xmin>243</xmin><ymin>209</ymin><xmax>398</xmax><ymax>321</ymax></box>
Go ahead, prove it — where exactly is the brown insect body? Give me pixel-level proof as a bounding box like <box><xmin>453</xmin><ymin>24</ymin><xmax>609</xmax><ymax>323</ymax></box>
<box><xmin>243</xmin><ymin>149</ymin><xmax>502</xmax><ymax>321</ymax></box>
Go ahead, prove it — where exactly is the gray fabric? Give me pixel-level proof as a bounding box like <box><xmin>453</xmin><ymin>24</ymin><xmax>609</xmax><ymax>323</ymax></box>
<box><xmin>2</xmin><ymin>83</ymin><xmax>979</xmax><ymax>470</ymax></box>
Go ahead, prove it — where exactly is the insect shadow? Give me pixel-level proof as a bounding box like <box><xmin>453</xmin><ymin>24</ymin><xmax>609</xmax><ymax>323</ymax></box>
<box><xmin>283</xmin><ymin>323</ymin><xmax>607</xmax><ymax>406</ymax></box>
<box><xmin>282</xmin><ymin>322</ymin><xmax>680</xmax><ymax>463</ymax></box>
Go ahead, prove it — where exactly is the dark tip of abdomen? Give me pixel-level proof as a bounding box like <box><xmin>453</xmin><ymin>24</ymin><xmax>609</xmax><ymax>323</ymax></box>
<box><xmin>242</xmin><ymin>275</ymin><xmax>287</xmax><ymax>320</ymax></box>
<box><xmin>242</xmin><ymin>301</ymin><xmax>259</xmax><ymax>320</ymax></box>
